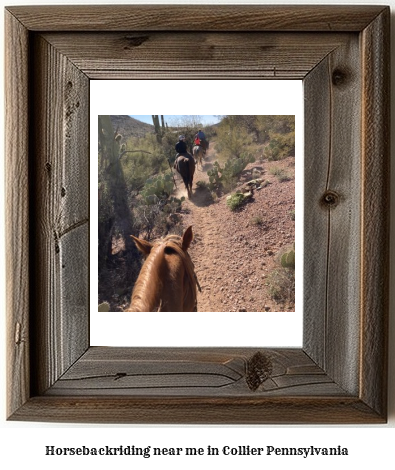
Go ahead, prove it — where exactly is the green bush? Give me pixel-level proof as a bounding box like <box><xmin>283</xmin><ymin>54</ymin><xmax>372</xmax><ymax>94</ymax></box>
<box><xmin>265</xmin><ymin>132</ymin><xmax>295</xmax><ymax>161</ymax></box>
<box><xmin>140</xmin><ymin>173</ymin><xmax>174</xmax><ymax>205</ymax></box>
<box><xmin>207</xmin><ymin>153</ymin><xmax>255</xmax><ymax>192</ymax></box>
<box><xmin>226</xmin><ymin>192</ymin><xmax>246</xmax><ymax>211</ymax></box>
<box><xmin>216</xmin><ymin>120</ymin><xmax>254</xmax><ymax>159</ymax></box>
<box><xmin>120</xmin><ymin>134</ymin><xmax>169</xmax><ymax>191</ymax></box>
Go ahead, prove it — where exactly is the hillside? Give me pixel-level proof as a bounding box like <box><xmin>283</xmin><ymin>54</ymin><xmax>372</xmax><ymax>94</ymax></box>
<box><xmin>110</xmin><ymin>115</ymin><xmax>154</xmax><ymax>138</ymax></box>
<box><xmin>178</xmin><ymin>145</ymin><xmax>295</xmax><ymax>312</ymax></box>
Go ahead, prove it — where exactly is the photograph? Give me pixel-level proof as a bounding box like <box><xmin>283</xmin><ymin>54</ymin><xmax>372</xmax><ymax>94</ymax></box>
<box><xmin>98</xmin><ymin>114</ymin><xmax>295</xmax><ymax>313</ymax></box>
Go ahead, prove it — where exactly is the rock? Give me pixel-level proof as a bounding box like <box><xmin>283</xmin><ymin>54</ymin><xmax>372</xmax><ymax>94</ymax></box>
<box><xmin>98</xmin><ymin>302</ymin><xmax>110</xmax><ymax>312</ymax></box>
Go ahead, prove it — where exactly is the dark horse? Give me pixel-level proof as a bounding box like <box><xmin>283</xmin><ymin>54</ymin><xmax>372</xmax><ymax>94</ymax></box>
<box><xmin>174</xmin><ymin>154</ymin><xmax>195</xmax><ymax>198</ymax></box>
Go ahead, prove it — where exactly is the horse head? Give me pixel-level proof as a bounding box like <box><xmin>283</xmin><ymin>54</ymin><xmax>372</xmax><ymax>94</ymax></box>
<box><xmin>128</xmin><ymin>226</ymin><xmax>197</xmax><ymax>312</ymax></box>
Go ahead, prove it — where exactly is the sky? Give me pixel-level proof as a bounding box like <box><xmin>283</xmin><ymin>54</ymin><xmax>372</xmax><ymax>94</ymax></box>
<box><xmin>129</xmin><ymin>115</ymin><xmax>221</xmax><ymax>126</ymax></box>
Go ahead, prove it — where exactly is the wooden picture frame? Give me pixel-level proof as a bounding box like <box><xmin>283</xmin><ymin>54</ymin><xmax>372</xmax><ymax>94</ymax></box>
<box><xmin>5</xmin><ymin>5</ymin><xmax>389</xmax><ymax>424</ymax></box>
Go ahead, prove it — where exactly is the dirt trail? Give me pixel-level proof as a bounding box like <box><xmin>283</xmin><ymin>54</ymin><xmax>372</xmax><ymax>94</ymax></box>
<box><xmin>173</xmin><ymin>143</ymin><xmax>295</xmax><ymax>312</ymax></box>
<box><xmin>174</xmin><ymin>144</ymin><xmax>225</xmax><ymax>311</ymax></box>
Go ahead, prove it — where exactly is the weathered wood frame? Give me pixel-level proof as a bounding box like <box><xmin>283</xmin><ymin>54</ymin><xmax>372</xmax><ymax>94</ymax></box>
<box><xmin>5</xmin><ymin>5</ymin><xmax>390</xmax><ymax>424</ymax></box>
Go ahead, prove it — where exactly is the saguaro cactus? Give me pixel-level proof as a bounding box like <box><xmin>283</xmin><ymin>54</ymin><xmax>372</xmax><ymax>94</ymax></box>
<box><xmin>152</xmin><ymin>115</ymin><xmax>166</xmax><ymax>143</ymax></box>
<box><xmin>98</xmin><ymin>115</ymin><xmax>138</xmax><ymax>271</ymax></box>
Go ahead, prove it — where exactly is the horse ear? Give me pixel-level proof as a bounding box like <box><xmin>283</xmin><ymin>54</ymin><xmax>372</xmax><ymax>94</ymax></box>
<box><xmin>182</xmin><ymin>226</ymin><xmax>193</xmax><ymax>251</ymax></box>
<box><xmin>130</xmin><ymin>235</ymin><xmax>153</xmax><ymax>257</ymax></box>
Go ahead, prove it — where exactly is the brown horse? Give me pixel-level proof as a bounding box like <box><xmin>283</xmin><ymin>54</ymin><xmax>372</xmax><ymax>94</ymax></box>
<box><xmin>193</xmin><ymin>145</ymin><xmax>205</xmax><ymax>169</ymax></box>
<box><xmin>174</xmin><ymin>154</ymin><xmax>195</xmax><ymax>197</ymax></box>
<box><xmin>126</xmin><ymin>226</ymin><xmax>199</xmax><ymax>312</ymax></box>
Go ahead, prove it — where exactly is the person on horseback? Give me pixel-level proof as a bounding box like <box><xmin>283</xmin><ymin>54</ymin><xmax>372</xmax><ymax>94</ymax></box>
<box><xmin>175</xmin><ymin>135</ymin><xmax>194</xmax><ymax>163</ymax></box>
<box><xmin>174</xmin><ymin>135</ymin><xmax>195</xmax><ymax>197</ymax></box>
<box><xmin>194</xmin><ymin>129</ymin><xmax>209</xmax><ymax>153</ymax></box>
<box><xmin>175</xmin><ymin>135</ymin><xmax>188</xmax><ymax>156</ymax></box>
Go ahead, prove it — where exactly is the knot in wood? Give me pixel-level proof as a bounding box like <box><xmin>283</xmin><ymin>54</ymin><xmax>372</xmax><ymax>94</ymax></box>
<box><xmin>332</xmin><ymin>68</ymin><xmax>348</xmax><ymax>87</ymax></box>
<box><xmin>123</xmin><ymin>35</ymin><xmax>150</xmax><ymax>49</ymax></box>
<box><xmin>321</xmin><ymin>190</ymin><xmax>340</xmax><ymax>208</ymax></box>
<box><xmin>246</xmin><ymin>351</ymin><xmax>273</xmax><ymax>391</ymax></box>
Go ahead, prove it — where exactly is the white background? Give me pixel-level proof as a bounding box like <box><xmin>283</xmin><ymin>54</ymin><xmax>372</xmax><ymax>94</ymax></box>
<box><xmin>1</xmin><ymin>1</ymin><xmax>394</xmax><ymax>469</ymax></box>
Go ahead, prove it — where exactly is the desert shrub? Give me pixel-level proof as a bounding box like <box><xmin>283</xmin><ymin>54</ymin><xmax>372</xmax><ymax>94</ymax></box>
<box><xmin>265</xmin><ymin>132</ymin><xmax>295</xmax><ymax>161</ymax></box>
<box><xmin>266</xmin><ymin>268</ymin><xmax>295</xmax><ymax>306</ymax></box>
<box><xmin>120</xmin><ymin>134</ymin><xmax>169</xmax><ymax>191</ymax></box>
<box><xmin>250</xmin><ymin>215</ymin><xmax>264</xmax><ymax>226</ymax></box>
<box><xmin>255</xmin><ymin>115</ymin><xmax>295</xmax><ymax>142</ymax></box>
<box><xmin>133</xmin><ymin>173</ymin><xmax>185</xmax><ymax>239</ymax></box>
<box><xmin>269</xmin><ymin>166</ymin><xmax>292</xmax><ymax>182</ymax></box>
<box><xmin>133</xmin><ymin>195</ymin><xmax>184</xmax><ymax>240</ymax></box>
<box><xmin>215</xmin><ymin>119</ymin><xmax>254</xmax><ymax>159</ymax></box>
<box><xmin>226</xmin><ymin>192</ymin><xmax>247</xmax><ymax>211</ymax></box>
<box><xmin>266</xmin><ymin>244</ymin><xmax>295</xmax><ymax>306</ymax></box>
<box><xmin>216</xmin><ymin>115</ymin><xmax>295</xmax><ymax>148</ymax></box>
<box><xmin>207</xmin><ymin>152</ymin><xmax>255</xmax><ymax>192</ymax></box>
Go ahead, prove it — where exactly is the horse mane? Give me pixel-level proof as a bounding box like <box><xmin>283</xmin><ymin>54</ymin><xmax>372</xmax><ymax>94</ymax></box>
<box><xmin>128</xmin><ymin>242</ymin><xmax>166</xmax><ymax>312</ymax></box>
<box><xmin>128</xmin><ymin>234</ymin><xmax>198</xmax><ymax>312</ymax></box>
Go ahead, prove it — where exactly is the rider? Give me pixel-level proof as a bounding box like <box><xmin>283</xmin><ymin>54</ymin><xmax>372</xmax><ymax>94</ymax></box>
<box><xmin>175</xmin><ymin>135</ymin><xmax>188</xmax><ymax>155</ymax></box>
<box><xmin>195</xmin><ymin>129</ymin><xmax>208</xmax><ymax>153</ymax></box>
<box><xmin>175</xmin><ymin>135</ymin><xmax>194</xmax><ymax>162</ymax></box>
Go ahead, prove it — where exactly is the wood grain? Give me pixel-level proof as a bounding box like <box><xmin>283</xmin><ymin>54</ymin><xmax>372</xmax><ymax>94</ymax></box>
<box><xmin>10</xmin><ymin>396</ymin><xmax>384</xmax><ymax>425</ymax></box>
<box><xmin>360</xmin><ymin>9</ymin><xmax>390</xmax><ymax>418</ymax></box>
<box><xmin>46</xmin><ymin>347</ymin><xmax>344</xmax><ymax>397</ymax></box>
<box><xmin>304</xmin><ymin>35</ymin><xmax>362</xmax><ymax>395</ymax></box>
<box><xmin>6</xmin><ymin>5</ymin><xmax>386</xmax><ymax>32</ymax></box>
<box><xmin>5</xmin><ymin>10</ymin><xmax>30</xmax><ymax>418</ymax></box>
<box><xmin>29</xmin><ymin>35</ymin><xmax>90</xmax><ymax>395</ymax></box>
<box><xmin>5</xmin><ymin>5</ymin><xmax>389</xmax><ymax>424</ymax></box>
<box><xmin>42</xmin><ymin>32</ymin><xmax>349</xmax><ymax>80</ymax></box>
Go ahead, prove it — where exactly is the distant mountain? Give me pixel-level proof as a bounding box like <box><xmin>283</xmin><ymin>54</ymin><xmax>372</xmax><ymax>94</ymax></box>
<box><xmin>110</xmin><ymin>115</ymin><xmax>154</xmax><ymax>139</ymax></box>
